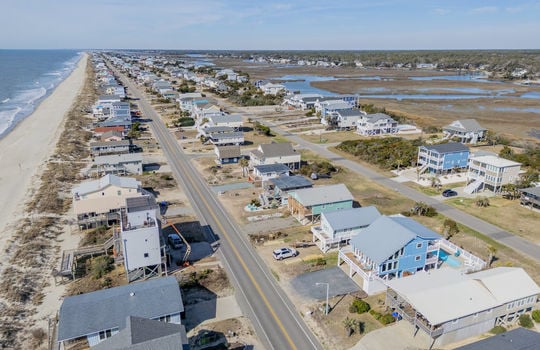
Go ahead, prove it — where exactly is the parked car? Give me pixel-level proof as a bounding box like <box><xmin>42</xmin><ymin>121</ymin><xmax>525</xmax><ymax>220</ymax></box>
<box><xmin>442</xmin><ymin>189</ymin><xmax>458</xmax><ymax>197</ymax></box>
<box><xmin>167</xmin><ymin>233</ymin><xmax>183</xmax><ymax>249</ymax></box>
<box><xmin>272</xmin><ymin>247</ymin><xmax>298</xmax><ymax>260</ymax></box>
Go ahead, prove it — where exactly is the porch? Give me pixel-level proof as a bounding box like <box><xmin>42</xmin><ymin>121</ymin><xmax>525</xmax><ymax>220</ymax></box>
<box><xmin>337</xmin><ymin>247</ymin><xmax>387</xmax><ymax>295</ymax></box>
<box><xmin>311</xmin><ymin>225</ymin><xmax>353</xmax><ymax>252</ymax></box>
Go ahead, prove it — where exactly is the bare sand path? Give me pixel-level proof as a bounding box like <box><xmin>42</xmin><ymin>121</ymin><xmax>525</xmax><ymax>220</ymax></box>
<box><xmin>0</xmin><ymin>54</ymin><xmax>88</xmax><ymax>256</ymax></box>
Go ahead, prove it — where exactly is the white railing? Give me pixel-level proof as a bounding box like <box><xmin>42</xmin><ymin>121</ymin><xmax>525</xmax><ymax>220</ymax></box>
<box><xmin>439</xmin><ymin>239</ymin><xmax>486</xmax><ymax>271</ymax></box>
<box><xmin>338</xmin><ymin>249</ymin><xmax>373</xmax><ymax>281</ymax></box>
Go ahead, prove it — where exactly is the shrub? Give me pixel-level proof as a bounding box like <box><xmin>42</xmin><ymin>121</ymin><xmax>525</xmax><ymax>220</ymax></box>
<box><xmin>519</xmin><ymin>314</ymin><xmax>534</xmax><ymax>328</ymax></box>
<box><xmin>349</xmin><ymin>299</ymin><xmax>371</xmax><ymax>314</ymax></box>
<box><xmin>532</xmin><ymin>310</ymin><xmax>540</xmax><ymax>323</ymax></box>
<box><xmin>369</xmin><ymin>309</ymin><xmax>382</xmax><ymax>319</ymax></box>
<box><xmin>89</xmin><ymin>256</ymin><xmax>113</xmax><ymax>279</ymax></box>
<box><xmin>379</xmin><ymin>314</ymin><xmax>396</xmax><ymax>325</ymax></box>
<box><xmin>490</xmin><ymin>325</ymin><xmax>507</xmax><ymax>334</ymax></box>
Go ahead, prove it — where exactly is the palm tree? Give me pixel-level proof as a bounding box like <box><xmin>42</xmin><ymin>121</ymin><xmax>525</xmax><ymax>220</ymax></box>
<box><xmin>430</xmin><ymin>176</ymin><xmax>441</xmax><ymax>190</ymax></box>
<box><xmin>343</xmin><ymin>317</ymin><xmax>358</xmax><ymax>337</ymax></box>
<box><xmin>239</xmin><ymin>158</ymin><xmax>249</xmax><ymax>178</ymax></box>
<box><xmin>475</xmin><ymin>196</ymin><xmax>490</xmax><ymax>207</ymax></box>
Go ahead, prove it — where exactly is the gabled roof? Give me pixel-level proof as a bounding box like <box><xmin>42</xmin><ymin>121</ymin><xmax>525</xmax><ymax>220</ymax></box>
<box><xmin>72</xmin><ymin>174</ymin><xmax>140</xmax><ymax>196</ymax></box>
<box><xmin>209</xmin><ymin>114</ymin><xmax>242</xmax><ymax>124</ymax></box>
<box><xmin>365</xmin><ymin>113</ymin><xmax>396</xmax><ymax>123</ymax></box>
<box><xmin>202</xmin><ymin>126</ymin><xmax>234</xmax><ymax>134</ymax></box>
<box><xmin>453</xmin><ymin>327</ymin><xmax>540</xmax><ymax>350</ymax></box>
<box><xmin>93</xmin><ymin>153</ymin><xmax>143</xmax><ymax>165</ymax></box>
<box><xmin>421</xmin><ymin>142</ymin><xmax>469</xmax><ymax>154</ymax></box>
<box><xmin>101</xmin><ymin>130</ymin><xmax>124</xmax><ymax>140</ymax></box>
<box><xmin>290</xmin><ymin>184</ymin><xmax>353</xmax><ymax>207</ymax></box>
<box><xmin>387</xmin><ymin>267</ymin><xmax>540</xmax><ymax>326</ymax></box>
<box><xmin>215</xmin><ymin>145</ymin><xmax>241</xmax><ymax>159</ymax></box>
<box><xmin>444</xmin><ymin>119</ymin><xmax>486</xmax><ymax>133</ymax></box>
<box><xmin>469</xmin><ymin>155</ymin><xmax>521</xmax><ymax>168</ymax></box>
<box><xmin>209</xmin><ymin>131</ymin><xmax>244</xmax><ymax>139</ymax></box>
<box><xmin>92</xmin><ymin>316</ymin><xmax>189</xmax><ymax>350</ymax></box>
<box><xmin>90</xmin><ymin>140</ymin><xmax>131</xmax><ymax>148</ymax></box>
<box><xmin>254</xmin><ymin>163</ymin><xmax>291</xmax><ymax>174</ymax></box>
<box><xmin>350</xmin><ymin>215</ymin><xmax>441</xmax><ymax>265</ymax></box>
<box><xmin>336</xmin><ymin>109</ymin><xmax>365</xmax><ymax>117</ymax></box>
<box><xmin>270</xmin><ymin>175</ymin><xmax>312</xmax><ymax>191</ymax></box>
<box><xmin>258</xmin><ymin>142</ymin><xmax>297</xmax><ymax>158</ymax></box>
<box><xmin>58</xmin><ymin>277</ymin><xmax>183</xmax><ymax>342</ymax></box>
<box><xmin>322</xmin><ymin>206</ymin><xmax>381</xmax><ymax>231</ymax></box>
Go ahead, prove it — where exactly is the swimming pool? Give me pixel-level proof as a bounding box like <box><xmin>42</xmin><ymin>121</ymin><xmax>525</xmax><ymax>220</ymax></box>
<box><xmin>439</xmin><ymin>249</ymin><xmax>462</xmax><ymax>268</ymax></box>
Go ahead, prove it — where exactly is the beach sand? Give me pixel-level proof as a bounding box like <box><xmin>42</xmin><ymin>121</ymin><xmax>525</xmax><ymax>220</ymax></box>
<box><xmin>0</xmin><ymin>54</ymin><xmax>87</xmax><ymax>241</ymax></box>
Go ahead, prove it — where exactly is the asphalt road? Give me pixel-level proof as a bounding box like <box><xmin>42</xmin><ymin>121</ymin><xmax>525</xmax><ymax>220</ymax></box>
<box><xmin>258</xmin><ymin>119</ymin><xmax>540</xmax><ymax>261</ymax></box>
<box><xmin>115</xmin><ymin>70</ymin><xmax>322</xmax><ymax>350</ymax></box>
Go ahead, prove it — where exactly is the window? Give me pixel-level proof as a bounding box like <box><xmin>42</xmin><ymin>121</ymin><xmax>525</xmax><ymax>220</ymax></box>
<box><xmin>159</xmin><ymin>315</ymin><xmax>171</xmax><ymax>322</ymax></box>
<box><xmin>99</xmin><ymin>329</ymin><xmax>113</xmax><ymax>340</ymax></box>
<box><xmin>117</xmin><ymin>190</ymin><xmax>121</xmax><ymax>196</ymax></box>
<box><xmin>415</xmin><ymin>256</ymin><xmax>421</xmax><ymax>261</ymax></box>
<box><xmin>416</xmin><ymin>242</ymin><xmax>423</xmax><ymax>249</ymax></box>
<box><xmin>143</xmin><ymin>253</ymin><xmax>149</xmax><ymax>258</ymax></box>
<box><xmin>393</xmin><ymin>261</ymin><xmax>398</xmax><ymax>269</ymax></box>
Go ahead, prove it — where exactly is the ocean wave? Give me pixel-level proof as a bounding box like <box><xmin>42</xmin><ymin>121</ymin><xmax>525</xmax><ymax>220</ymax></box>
<box><xmin>0</xmin><ymin>107</ymin><xmax>23</xmax><ymax>136</ymax></box>
<box><xmin>12</xmin><ymin>87</ymin><xmax>47</xmax><ymax>105</ymax></box>
<box><xmin>1</xmin><ymin>98</ymin><xmax>10</xmax><ymax>104</ymax></box>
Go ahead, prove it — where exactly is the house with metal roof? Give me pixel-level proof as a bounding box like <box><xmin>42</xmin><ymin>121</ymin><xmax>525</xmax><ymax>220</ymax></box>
<box><xmin>465</xmin><ymin>153</ymin><xmax>521</xmax><ymax>194</ymax></box>
<box><xmin>443</xmin><ymin>119</ymin><xmax>487</xmax><ymax>144</ymax></box>
<box><xmin>287</xmin><ymin>184</ymin><xmax>354</xmax><ymax>224</ymax></box>
<box><xmin>386</xmin><ymin>267</ymin><xmax>540</xmax><ymax>347</ymax></box>
<box><xmin>57</xmin><ymin>276</ymin><xmax>183</xmax><ymax>348</ymax></box>
<box><xmin>311</xmin><ymin>206</ymin><xmax>381</xmax><ymax>252</ymax></box>
<box><xmin>72</xmin><ymin>175</ymin><xmax>144</xmax><ymax>229</ymax></box>
<box><xmin>453</xmin><ymin>327</ymin><xmax>540</xmax><ymax>350</ymax></box>
<box><xmin>208</xmin><ymin>131</ymin><xmax>244</xmax><ymax>146</ymax></box>
<box><xmin>214</xmin><ymin>145</ymin><xmax>243</xmax><ymax>164</ymax></box>
<box><xmin>268</xmin><ymin>175</ymin><xmax>312</xmax><ymax>205</ymax></box>
<box><xmin>417</xmin><ymin>142</ymin><xmax>470</xmax><ymax>175</ymax></box>
<box><xmin>330</xmin><ymin>109</ymin><xmax>366</xmax><ymax>130</ymax></box>
<box><xmin>249</xmin><ymin>142</ymin><xmax>301</xmax><ymax>170</ymax></box>
<box><xmin>92</xmin><ymin>316</ymin><xmax>190</xmax><ymax>350</ymax></box>
<box><xmin>207</xmin><ymin>114</ymin><xmax>243</xmax><ymax>130</ymax></box>
<box><xmin>337</xmin><ymin>215</ymin><xmax>485</xmax><ymax>295</ymax></box>
<box><xmin>251</xmin><ymin>163</ymin><xmax>291</xmax><ymax>186</ymax></box>
<box><xmin>519</xmin><ymin>186</ymin><xmax>540</xmax><ymax>210</ymax></box>
<box><xmin>356</xmin><ymin>113</ymin><xmax>398</xmax><ymax>136</ymax></box>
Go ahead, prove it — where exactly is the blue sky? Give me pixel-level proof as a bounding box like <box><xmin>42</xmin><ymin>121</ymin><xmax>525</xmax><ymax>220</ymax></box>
<box><xmin>1</xmin><ymin>0</ymin><xmax>540</xmax><ymax>49</ymax></box>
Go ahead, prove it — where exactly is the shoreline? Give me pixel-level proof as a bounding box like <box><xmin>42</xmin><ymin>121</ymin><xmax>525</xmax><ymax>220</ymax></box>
<box><xmin>0</xmin><ymin>53</ymin><xmax>88</xmax><ymax>251</ymax></box>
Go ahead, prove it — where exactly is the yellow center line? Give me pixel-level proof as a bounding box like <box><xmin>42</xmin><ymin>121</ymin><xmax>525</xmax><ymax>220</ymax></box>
<box><xmin>150</xmin><ymin>103</ymin><xmax>298</xmax><ymax>349</ymax></box>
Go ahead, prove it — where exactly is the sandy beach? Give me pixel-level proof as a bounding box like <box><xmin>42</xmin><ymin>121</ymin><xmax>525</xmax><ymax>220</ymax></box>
<box><xmin>0</xmin><ymin>54</ymin><xmax>87</xmax><ymax>257</ymax></box>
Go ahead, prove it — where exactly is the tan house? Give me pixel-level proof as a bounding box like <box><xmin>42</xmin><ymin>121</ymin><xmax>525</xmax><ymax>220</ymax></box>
<box><xmin>72</xmin><ymin>174</ymin><xmax>144</xmax><ymax>229</ymax></box>
<box><xmin>465</xmin><ymin>154</ymin><xmax>521</xmax><ymax>194</ymax></box>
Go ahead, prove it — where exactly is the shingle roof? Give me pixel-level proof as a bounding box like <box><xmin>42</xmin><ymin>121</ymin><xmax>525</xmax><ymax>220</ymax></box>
<box><xmin>58</xmin><ymin>277</ymin><xmax>183</xmax><ymax>342</ymax></box>
<box><xmin>365</xmin><ymin>113</ymin><xmax>396</xmax><ymax>123</ymax></box>
<box><xmin>322</xmin><ymin>206</ymin><xmax>381</xmax><ymax>232</ymax></box>
<box><xmin>259</xmin><ymin>142</ymin><xmax>297</xmax><ymax>158</ymax></box>
<box><xmin>453</xmin><ymin>327</ymin><xmax>540</xmax><ymax>350</ymax></box>
<box><xmin>71</xmin><ymin>174</ymin><xmax>140</xmax><ymax>196</ymax></box>
<box><xmin>215</xmin><ymin>145</ymin><xmax>241</xmax><ymax>159</ymax></box>
<box><xmin>90</xmin><ymin>140</ymin><xmax>131</xmax><ymax>148</ymax></box>
<box><xmin>210</xmin><ymin>131</ymin><xmax>244</xmax><ymax>140</ymax></box>
<box><xmin>350</xmin><ymin>215</ymin><xmax>441</xmax><ymax>265</ymax></box>
<box><xmin>209</xmin><ymin>114</ymin><xmax>243</xmax><ymax>124</ymax></box>
<box><xmin>270</xmin><ymin>175</ymin><xmax>312</xmax><ymax>191</ymax></box>
<box><xmin>254</xmin><ymin>163</ymin><xmax>291</xmax><ymax>174</ymax></box>
<box><xmin>387</xmin><ymin>267</ymin><xmax>540</xmax><ymax>326</ymax></box>
<box><xmin>94</xmin><ymin>153</ymin><xmax>143</xmax><ymax>165</ymax></box>
<box><xmin>336</xmin><ymin>109</ymin><xmax>365</xmax><ymax>117</ymax></box>
<box><xmin>444</xmin><ymin>119</ymin><xmax>486</xmax><ymax>133</ymax></box>
<box><xmin>101</xmin><ymin>131</ymin><xmax>124</xmax><ymax>140</ymax></box>
<box><xmin>203</xmin><ymin>126</ymin><xmax>234</xmax><ymax>134</ymax></box>
<box><xmin>421</xmin><ymin>142</ymin><xmax>469</xmax><ymax>154</ymax></box>
<box><xmin>290</xmin><ymin>184</ymin><xmax>353</xmax><ymax>207</ymax></box>
<box><xmin>92</xmin><ymin>316</ymin><xmax>189</xmax><ymax>350</ymax></box>
<box><xmin>519</xmin><ymin>186</ymin><xmax>540</xmax><ymax>197</ymax></box>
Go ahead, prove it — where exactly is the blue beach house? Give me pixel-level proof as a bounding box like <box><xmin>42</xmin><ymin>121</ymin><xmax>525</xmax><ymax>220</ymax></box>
<box><xmin>417</xmin><ymin>142</ymin><xmax>469</xmax><ymax>175</ymax></box>
<box><xmin>338</xmin><ymin>215</ymin><xmax>442</xmax><ymax>294</ymax></box>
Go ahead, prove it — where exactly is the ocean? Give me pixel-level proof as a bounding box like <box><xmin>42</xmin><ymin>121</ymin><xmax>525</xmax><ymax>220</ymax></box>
<box><xmin>0</xmin><ymin>49</ymin><xmax>82</xmax><ymax>138</ymax></box>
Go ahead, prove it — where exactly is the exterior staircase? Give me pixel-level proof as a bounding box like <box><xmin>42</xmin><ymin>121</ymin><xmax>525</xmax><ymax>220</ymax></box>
<box><xmin>464</xmin><ymin>177</ymin><xmax>484</xmax><ymax>194</ymax></box>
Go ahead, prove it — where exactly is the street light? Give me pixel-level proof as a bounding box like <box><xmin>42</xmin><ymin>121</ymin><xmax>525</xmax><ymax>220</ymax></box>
<box><xmin>316</xmin><ymin>282</ymin><xmax>330</xmax><ymax>315</ymax></box>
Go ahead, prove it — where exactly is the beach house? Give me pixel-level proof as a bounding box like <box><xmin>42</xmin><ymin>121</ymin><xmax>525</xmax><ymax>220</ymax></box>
<box><xmin>214</xmin><ymin>145</ymin><xmax>243</xmax><ymax>164</ymax></box>
<box><xmin>72</xmin><ymin>175</ymin><xmax>144</xmax><ymax>229</ymax></box>
<box><xmin>100</xmin><ymin>130</ymin><xmax>124</xmax><ymax>142</ymax></box>
<box><xmin>93</xmin><ymin>153</ymin><xmax>144</xmax><ymax>176</ymax></box>
<box><xmin>90</xmin><ymin>140</ymin><xmax>132</xmax><ymax>156</ymax></box>
<box><xmin>311</xmin><ymin>206</ymin><xmax>381</xmax><ymax>252</ymax></box>
<box><xmin>57</xmin><ymin>277</ymin><xmax>184</xmax><ymax>348</ymax></box>
<box><xmin>267</xmin><ymin>175</ymin><xmax>313</xmax><ymax>205</ymax></box>
<box><xmin>465</xmin><ymin>153</ymin><xmax>522</xmax><ymax>194</ymax></box>
<box><xmin>331</xmin><ymin>109</ymin><xmax>366</xmax><ymax>130</ymax></box>
<box><xmin>92</xmin><ymin>316</ymin><xmax>189</xmax><ymax>350</ymax></box>
<box><xmin>207</xmin><ymin>114</ymin><xmax>243</xmax><ymax>130</ymax></box>
<box><xmin>249</xmin><ymin>142</ymin><xmax>301</xmax><ymax>170</ymax></box>
<box><xmin>386</xmin><ymin>267</ymin><xmax>540</xmax><ymax>347</ymax></box>
<box><xmin>356</xmin><ymin>113</ymin><xmax>398</xmax><ymax>136</ymax></box>
<box><xmin>116</xmin><ymin>195</ymin><xmax>164</xmax><ymax>282</ymax></box>
<box><xmin>287</xmin><ymin>184</ymin><xmax>354</xmax><ymax>224</ymax></box>
<box><xmin>417</xmin><ymin>142</ymin><xmax>470</xmax><ymax>175</ymax></box>
<box><xmin>250</xmin><ymin>163</ymin><xmax>291</xmax><ymax>186</ymax></box>
<box><xmin>443</xmin><ymin>119</ymin><xmax>487</xmax><ymax>144</ymax></box>
<box><xmin>453</xmin><ymin>327</ymin><xmax>540</xmax><ymax>350</ymax></box>
<box><xmin>260</xmin><ymin>82</ymin><xmax>286</xmax><ymax>95</ymax></box>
